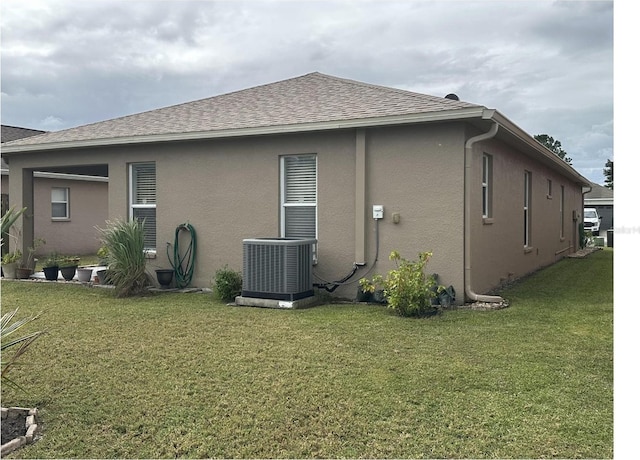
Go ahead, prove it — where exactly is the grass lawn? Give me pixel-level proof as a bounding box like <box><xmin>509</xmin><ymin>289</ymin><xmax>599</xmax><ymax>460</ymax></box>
<box><xmin>1</xmin><ymin>250</ymin><xmax>613</xmax><ymax>458</ymax></box>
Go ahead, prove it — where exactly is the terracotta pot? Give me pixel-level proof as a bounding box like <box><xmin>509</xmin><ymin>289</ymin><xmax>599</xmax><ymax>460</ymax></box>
<box><xmin>15</xmin><ymin>267</ymin><xmax>33</xmax><ymax>279</ymax></box>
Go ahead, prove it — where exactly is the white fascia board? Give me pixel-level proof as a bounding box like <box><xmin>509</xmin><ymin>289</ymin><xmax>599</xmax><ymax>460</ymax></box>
<box><xmin>1</xmin><ymin>107</ymin><xmax>488</xmax><ymax>154</ymax></box>
<box><xmin>585</xmin><ymin>197</ymin><xmax>614</xmax><ymax>206</ymax></box>
<box><xmin>33</xmin><ymin>171</ymin><xmax>108</xmax><ymax>182</ymax></box>
<box><xmin>491</xmin><ymin>110</ymin><xmax>591</xmax><ymax>187</ymax></box>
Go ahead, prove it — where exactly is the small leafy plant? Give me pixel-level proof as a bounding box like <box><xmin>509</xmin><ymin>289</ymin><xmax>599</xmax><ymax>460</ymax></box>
<box><xmin>59</xmin><ymin>256</ymin><xmax>80</xmax><ymax>268</ymax></box>
<box><xmin>43</xmin><ymin>252</ymin><xmax>61</xmax><ymax>268</ymax></box>
<box><xmin>97</xmin><ymin>245</ymin><xmax>109</xmax><ymax>265</ymax></box>
<box><xmin>360</xmin><ymin>250</ymin><xmax>439</xmax><ymax>317</ymax></box>
<box><xmin>213</xmin><ymin>265</ymin><xmax>243</xmax><ymax>302</ymax></box>
<box><xmin>2</xmin><ymin>250</ymin><xmax>22</xmax><ymax>265</ymax></box>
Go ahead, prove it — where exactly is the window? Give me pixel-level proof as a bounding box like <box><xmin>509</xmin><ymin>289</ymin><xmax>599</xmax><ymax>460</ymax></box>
<box><xmin>560</xmin><ymin>185</ymin><xmax>565</xmax><ymax>239</ymax></box>
<box><xmin>524</xmin><ymin>171</ymin><xmax>532</xmax><ymax>247</ymax></box>
<box><xmin>482</xmin><ymin>154</ymin><xmax>493</xmax><ymax>218</ymax></box>
<box><xmin>280</xmin><ymin>154</ymin><xmax>317</xmax><ymax>253</ymax></box>
<box><xmin>51</xmin><ymin>187</ymin><xmax>69</xmax><ymax>219</ymax></box>
<box><xmin>547</xmin><ymin>179</ymin><xmax>553</xmax><ymax>199</ymax></box>
<box><xmin>129</xmin><ymin>162</ymin><xmax>156</xmax><ymax>250</ymax></box>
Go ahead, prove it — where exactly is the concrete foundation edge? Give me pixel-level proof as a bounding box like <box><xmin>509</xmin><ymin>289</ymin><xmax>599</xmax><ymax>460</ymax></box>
<box><xmin>234</xmin><ymin>295</ymin><xmax>318</xmax><ymax>309</ymax></box>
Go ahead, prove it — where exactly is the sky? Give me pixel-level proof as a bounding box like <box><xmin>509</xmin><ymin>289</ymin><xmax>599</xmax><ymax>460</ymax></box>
<box><xmin>0</xmin><ymin>0</ymin><xmax>615</xmax><ymax>185</ymax></box>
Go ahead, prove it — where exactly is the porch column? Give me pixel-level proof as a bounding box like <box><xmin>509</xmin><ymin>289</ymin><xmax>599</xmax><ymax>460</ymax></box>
<box><xmin>8</xmin><ymin>168</ymin><xmax>35</xmax><ymax>258</ymax></box>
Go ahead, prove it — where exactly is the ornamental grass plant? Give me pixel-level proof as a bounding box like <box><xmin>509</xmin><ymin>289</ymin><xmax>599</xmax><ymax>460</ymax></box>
<box><xmin>98</xmin><ymin>219</ymin><xmax>151</xmax><ymax>297</ymax></box>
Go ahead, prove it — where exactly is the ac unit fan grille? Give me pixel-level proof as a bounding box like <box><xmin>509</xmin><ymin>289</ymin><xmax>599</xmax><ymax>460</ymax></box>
<box><xmin>242</xmin><ymin>238</ymin><xmax>316</xmax><ymax>301</ymax></box>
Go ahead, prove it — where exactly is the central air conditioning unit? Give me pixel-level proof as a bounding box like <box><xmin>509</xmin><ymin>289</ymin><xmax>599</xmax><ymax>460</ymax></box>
<box><xmin>242</xmin><ymin>238</ymin><xmax>316</xmax><ymax>301</ymax></box>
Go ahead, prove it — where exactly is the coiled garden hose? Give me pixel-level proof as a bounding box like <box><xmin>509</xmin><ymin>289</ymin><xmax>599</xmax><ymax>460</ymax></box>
<box><xmin>167</xmin><ymin>223</ymin><xmax>196</xmax><ymax>288</ymax></box>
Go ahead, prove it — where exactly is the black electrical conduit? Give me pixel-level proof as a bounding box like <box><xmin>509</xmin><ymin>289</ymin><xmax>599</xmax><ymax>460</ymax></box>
<box><xmin>166</xmin><ymin>223</ymin><xmax>196</xmax><ymax>289</ymax></box>
<box><xmin>313</xmin><ymin>218</ymin><xmax>381</xmax><ymax>292</ymax></box>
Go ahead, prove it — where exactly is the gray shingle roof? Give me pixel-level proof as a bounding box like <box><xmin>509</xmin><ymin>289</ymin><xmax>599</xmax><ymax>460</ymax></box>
<box><xmin>3</xmin><ymin>72</ymin><xmax>481</xmax><ymax>148</ymax></box>
<box><xmin>1</xmin><ymin>125</ymin><xmax>46</xmax><ymax>143</ymax></box>
<box><xmin>586</xmin><ymin>182</ymin><xmax>613</xmax><ymax>199</ymax></box>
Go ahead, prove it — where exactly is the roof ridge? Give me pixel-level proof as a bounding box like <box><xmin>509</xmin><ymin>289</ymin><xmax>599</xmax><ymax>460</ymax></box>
<box><xmin>309</xmin><ymin>72</ymin><xmax>463</xmax><ymax>104</ymax></box>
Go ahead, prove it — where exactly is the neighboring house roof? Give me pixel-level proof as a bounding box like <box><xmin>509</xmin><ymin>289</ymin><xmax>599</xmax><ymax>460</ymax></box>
<box><xmin>1</xmin><ymin>72</ymin><xmax>590</xmax><ymax>187</ymax></box>
<box><xmin>585</xmin><ymin>182</ymin><xmax>613</xmax><ymax>206</ymax></box>
<box><xmin>1</xmin><ymin>125</ymin><xmax>46</xmax><ymax>143</ymax></box>
<box><xmin>1</xmin><ymin>125</ymin><xmax>47</xmax><ymax>172</ymax></box>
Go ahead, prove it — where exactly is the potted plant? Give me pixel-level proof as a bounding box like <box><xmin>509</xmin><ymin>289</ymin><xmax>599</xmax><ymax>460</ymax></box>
<box><xmin>359</xmin><ymin>250</ymin><xmax>440</xmax><ymax>317</ymax></box>
<box><xmin>16</xmin><ymin>238</ymin><xmax>46</xmax><ymax>279</ymax></box>
<box><xmin>1</xmin><ymin>206</ymin><xmax>26</xmax><ymax>280</ymax></box>
<box><xmin>42</xmin><ymin>253</ymin><xmax>60</xmax><ymax>281</ymax></box>
<box><xmin>59</xmin><ymin>256</ymin><xmax>80</xmax><ymax>281</ymax></box>
<box><xmin>1</xmin><ymin>250</ymin><xmax>22</xmax><ymax>279</ymax></box>
<box><xmin>155</xmin><ymin>268</ymin><xmax>174</xmax><ymax>289</ymax></box>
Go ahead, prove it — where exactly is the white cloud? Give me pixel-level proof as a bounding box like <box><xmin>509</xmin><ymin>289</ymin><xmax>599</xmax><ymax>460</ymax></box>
<box><xmin>0</xmin><ymin>0</ymin><xmax>613</xmax><ymax>183</ymax></box>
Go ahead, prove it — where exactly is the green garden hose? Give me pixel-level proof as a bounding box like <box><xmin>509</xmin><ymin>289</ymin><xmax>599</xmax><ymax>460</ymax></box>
<box><xmin>167</xmin><ymin>223</ymin><xmax>196</xmax><ymax>288</ymax></box>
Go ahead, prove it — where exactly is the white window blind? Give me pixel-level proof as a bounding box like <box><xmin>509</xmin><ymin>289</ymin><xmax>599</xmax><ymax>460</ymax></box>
<box><xmin>130</xmin><ymin>163</ymin><xmax>156</xmax><ymax>250</ymax></box>
<box><xmin>132</xmin><ymin>163</ymin><xmax>156</xmax><ymax>205</ymax></box>
<box><xmin>281</xmin><ymin>154</ymin><xmax>317</xmax><ymax>240</ymax></box>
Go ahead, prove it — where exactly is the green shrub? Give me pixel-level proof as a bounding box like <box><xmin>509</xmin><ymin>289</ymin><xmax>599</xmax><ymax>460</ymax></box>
<box><xmin>214</xmin><ymin>265</ymin><xmax>243</xmax><ymax>302</ymax></box>
<box><xmin>2</xmin><ymin>250</ymin><xmax>22</xmax><ymax>265</ymax></box>
<box><xmin>98</xmin><ymin>219</ymin><xmax>151</xmax><ymax>297</ymax></box>
<box><xmin>360</xmin><ymin>250</ymin><xmax>439</xmax><ymax>317</ymax></box>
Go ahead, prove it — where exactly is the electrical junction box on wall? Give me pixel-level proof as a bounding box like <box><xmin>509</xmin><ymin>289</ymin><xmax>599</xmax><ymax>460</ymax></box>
<box><xmin>373</xmin><ymin>205</ymin><xmax>384</xmax><ymax>219</ymax></box>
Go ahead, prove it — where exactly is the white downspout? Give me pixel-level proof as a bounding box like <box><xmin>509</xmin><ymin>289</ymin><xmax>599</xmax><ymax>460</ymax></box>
<box><xmin>464</xmin><ymin>121</ymin><xmax>504</xmax><ymax>303</ymax></box>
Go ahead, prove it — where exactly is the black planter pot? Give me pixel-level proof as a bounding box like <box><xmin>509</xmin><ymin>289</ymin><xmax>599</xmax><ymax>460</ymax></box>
<box><xmin>96</xmin><ymin>269</ymin><xmax>109</xmax><ymax>285</ymax></box>
<box><xmin>60</xmin><ymin>265</ymin><xmax>78</xmax><ymax>281</ymax></box>
<box><xmin>356</xmin><ymin>288</ymin><xmax>372</xmax><ymax>302</ymax></box>
<box><xmin>155</xmin><ymin>269</ymin><xmax>174</xmax><ymax>288</ymax></box>
<box><xmin>43</xmin><ymin>266</ymin><xmax>59</xmax><ymax>281</ymax></box>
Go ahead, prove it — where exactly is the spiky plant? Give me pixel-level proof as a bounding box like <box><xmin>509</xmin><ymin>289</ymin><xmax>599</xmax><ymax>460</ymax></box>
<box><xmin>1</xmin><ymin>308</ymin><xmax>45</xmax><ymax>391</ymax></box>
<box><xmin>98</xmin><ymin>218</ymin><xmax>151</xmax><ymax>297</ymax></box>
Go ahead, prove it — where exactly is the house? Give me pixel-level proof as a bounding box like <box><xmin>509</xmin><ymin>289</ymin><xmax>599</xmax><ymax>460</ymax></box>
<box><xmin>1</xmin><ymin>125</ymin><xmax>108</xmax><ymax>256</ymax></box>
<box><xmin>2</xmin><ymin>72</ymin><xmax>590</xmax><ymax>302</ymax></box>
<box><xmin>584</xmin><ymin>182</ymin><xmax>613</xmax><ymax>235</ymax></box>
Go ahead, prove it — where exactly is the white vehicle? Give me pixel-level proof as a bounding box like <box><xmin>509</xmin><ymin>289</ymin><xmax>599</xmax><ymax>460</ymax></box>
<box><xmin>583</xmin><ymin>208</ymin><xmax>601</xmax><ymax>234</ymax></box>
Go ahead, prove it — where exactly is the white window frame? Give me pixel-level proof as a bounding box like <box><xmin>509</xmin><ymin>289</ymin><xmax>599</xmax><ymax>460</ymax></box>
<box><xmin>560</xmin><ymin>185</ymin><xmax>565</xmax><ymax>239</ymax></box>
<box><xmin>129</xmin><ymin>162</ymin><xmax>156</xmax><ymax>252</ymax></box>
<box><xmin>524</xmin><ymin>170</ymin><xmax>532</xmax><ymax>248</ymax></box>
<box><xmin>280</xmin><ymin>154</ymin><xmax>317</xmax><ymax>261</ymax></box>
<box><xmin>51</xmin><ymin>187</ymin><xmax>70</xmax><ymax>220</ymax></box>
<box><xmin>482</xmin><ymin>154</ymin><xmax>492</xmax><ymax>218</ymax></box>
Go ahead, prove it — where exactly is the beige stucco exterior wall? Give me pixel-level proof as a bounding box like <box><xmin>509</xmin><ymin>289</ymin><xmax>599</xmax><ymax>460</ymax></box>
<box><xmin>32</xmin><ymin>177</ymin><xmax>108</xmax><ymax>256</ymax></box>
<box><xmin>468</xmin><ymin>136</ymin><xmax>584</xmax><ymax>293</ymax></box>
<box><xmin>7</xmin><ymin>121</ymin><xmax>584</xmax><ymax>301</ymax></box>
<box><xmin>4</xmin><ymin>170</ymin><xmax>107</xmax><ymax>256</ymax></box>
<box><xmin>362</xmin><ymin>123</ymin><xmax>465</xmax><ymax>297</ymax></box>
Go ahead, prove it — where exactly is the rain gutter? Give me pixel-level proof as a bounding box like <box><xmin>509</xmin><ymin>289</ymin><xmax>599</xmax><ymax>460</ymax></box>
<box><xmin>464</xmin><ymin>112</ymin><xmax>505</xmax><ymax>303</ymax></box>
